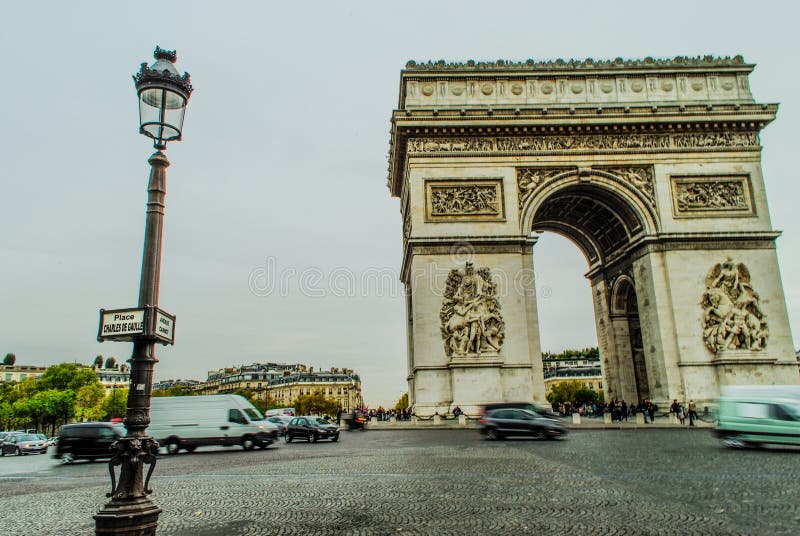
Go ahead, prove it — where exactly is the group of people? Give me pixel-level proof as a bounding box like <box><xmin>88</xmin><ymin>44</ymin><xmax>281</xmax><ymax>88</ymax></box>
<box><xmin>349</xmin><ymin>407</ymin><xmax>414</xmax><ymax>422</ymax></box>
<box><xmin>605</xmin><ymin>399</ymin><xmax>660</xmax><ymax>423</ymax></box>
<box><xmin>670</xmin><ymin>399</ymin><xmax>699</xmax><ymax>426</ymax></box>
<box><xmin>552</xmin><ymin>398</ymin><xmax>699</xmax><ymax>426</ymax></box>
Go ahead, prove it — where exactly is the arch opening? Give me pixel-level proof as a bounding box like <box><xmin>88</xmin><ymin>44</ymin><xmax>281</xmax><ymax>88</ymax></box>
<box><xmin>531</xmin><ymin>184</ymin><xmax>646</xmax><ymax>267</ymax></box>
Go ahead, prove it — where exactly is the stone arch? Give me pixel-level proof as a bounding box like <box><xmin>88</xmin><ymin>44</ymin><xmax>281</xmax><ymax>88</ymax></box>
<box><xmin>606</xmin><ymin>273</ymin><xmax>650</xmax><ymax>404</ymax></box>
<box><xmin>388</xmin><ymin>58</ymin><xmax>799</xmax><ymax>416</ymax></box>
<box><xmin>520</xmin><ymin>170</ymin><xmax>659</xmax><ymax>268</ymax></box>
<box><xmin>610</xmin><ymin>274</ymin><xmax>637</xmax><ymax>316</ymax></box>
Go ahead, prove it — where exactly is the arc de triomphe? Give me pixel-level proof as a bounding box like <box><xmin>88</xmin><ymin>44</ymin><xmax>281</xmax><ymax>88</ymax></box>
<box><xmin>386</xmin><ymin>56</ymin><xmax>798</xmax><ymax>417</ymax></box>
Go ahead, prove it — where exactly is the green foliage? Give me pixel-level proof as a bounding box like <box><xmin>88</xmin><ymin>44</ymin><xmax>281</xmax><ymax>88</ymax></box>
<box><xmin>3</xmin><ymin>353</ymin><xmax>16</xmax><ymax>366</ymax></box>
<box><xmin>74</xmin><ymin>383</ymin><xmax>106</xmax><ymax>422</ymax></box>
<box><xmin>546</xmin><ymin>380</ymin><xmax>599</xmax><ymax>406</ymax></box>
<box><xmin>101</xmin><ymin>388</ymin><xmax>128</xmax><ymax>420</ymax></box>
<box><xmin>542</xmin><ymin>347</ymin><xmax>600</xmax><ymax>361</ymax></box>
<box><xmin>152</xmin><ymin>384</ymin><xmax>197</xmax><ymax>397</ymax></box>
<box><xmin>394</xmin><ymin>393</ymin><xmax>409</xmax><ymax>411</ymax></box>
<box><xmin>104</xmin><ymin>356</ymin><xmax>117</xmax><ymax>369</ymax></box>
<box><xmin>39</xmin><ymin>363</ymin><xmax>99</xmax><ymax>392</ymax></box>
<box><xmin>250</xmin><ymin>393</ymin><xmax>281</xmax><ymax>414</ymax></box>
<box><xmin>294</xmin><ymin>390</ymin><xmax>340</xmax><ymax>417</ymax></box>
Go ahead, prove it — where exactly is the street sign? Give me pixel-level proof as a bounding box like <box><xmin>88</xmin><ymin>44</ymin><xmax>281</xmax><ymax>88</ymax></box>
<box><xmin>152</xmin><ymin>309</ymin><xmax>176</xmax><ymax>345</ymax></box>
<box><xmin>98</xmin><ymin>308</ymin><xmax>146</xmax><ymax>342</ymax></box>
<box><xmin>98</xmin><ymin>306</ymin><xmax>176</xmax><ymax>344</ymax></box>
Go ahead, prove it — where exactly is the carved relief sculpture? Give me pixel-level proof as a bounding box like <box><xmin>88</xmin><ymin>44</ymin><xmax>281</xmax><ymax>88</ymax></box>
<box><xmin>425</xmin><ymin>179</ymin><xmax>504</xmax><ymax>221</ymax></box>
<box><xmin>517</xmin><ymin>166</ymin><xmax>655</xmax><ymax>209</ymax></box>
<box><xmin>516</xmin><ymin>168</ymin><xmax>572</xmax><ymax>208</ymax></box>
<box><xmin>700</xmin><ymin>259</ymin><xmax>768</xmax><ymax>352</ymax></box>
<box><xmin>407</xmin><ymin>132</ymin><xmax>759</xmax><ymax>155</ymax></box>
<box><xmin>440</xmin><ymin>262</ymin><xmax>505</xmax><ymax>357</ymax></box>
<box><xmin>431</xmin><ymin>185</ymin><xmax>499</xmax><ymax>216</ymax></box>
<box><xmin>672</xmin><ymin>176</ymin><xmax>753</xmax><ymax>216</ymax></box>
<box><xmin>599</xmin><ymin>167</ymin><xmax>656</xmax><ymax>205</ymax></box>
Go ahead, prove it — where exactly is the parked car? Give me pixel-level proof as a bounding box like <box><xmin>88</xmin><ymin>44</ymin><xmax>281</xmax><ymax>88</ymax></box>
<box><xmin>266</xmin><ymin>415</ymin><xmax>292</xmax><ymax>435</ymax></box>
<box><xmin>714</xmin><ymin>385</ymin><xmax>800</xmax><ymax>448</ymax></box>
<box><xmin>149</xmin><ymin>394</ymin><xmax>279</xmax><ymax>454</ymax></box>
<box><xmin>1</xmin><ymin>433</ymin><xmax>48</xmax><ymax>455</ymax></box>
<box><xmin>285</xmin><ymin>416</ymin><xmax>340</xmax><ymax>443</ymax></box>
<box><xmin>479</xmin><ymin>408</ymin><xmax>566</xmax><ymax>440</ymax></box>
<box><xmin>54</xmin><ymin>422</ymin><xmax>124</xmax><ymax>463</ymax></box>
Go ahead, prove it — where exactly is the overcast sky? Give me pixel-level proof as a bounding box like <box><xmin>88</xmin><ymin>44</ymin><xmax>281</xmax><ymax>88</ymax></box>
<box><xmin>2</xmin><ymin>1</ymin><xmax>798</xmax><ymax>407</ymax></box>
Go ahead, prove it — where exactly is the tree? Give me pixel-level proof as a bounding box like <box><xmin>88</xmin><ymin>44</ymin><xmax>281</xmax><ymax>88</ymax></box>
<box><xmin>74</xmin><ymin>383</ymin><xmax>106</xmax><ymax>422</ymax></box>
<box><xmin>39</xmin><ymin>363</ymin><xmax>99</xmax><ymax>392</ymax></box>
<box><xmin>104</xmin><ymin>356</ymin><xmax>117</xmax><ymax>369</ymax></box>
<box><xmin>101</xmin><ymin>388</ymin><xmax>128</xmax><ymax>420</ymax></box>
<box><xmin>93</xmin><ymin>355</ymin><xmax>104</xmax><ymax>368</ymax></box>
<box><xmin>153</xmin><ymin>384</ymin><xmax>196</xmax><ymax>397</ymax></box>
<box><xmin>250</xmin><ymin>393</ymin><xmax>280</xmax><ymax>414</ymax></box>
<box><xmin>294</xmin><ymin>390</ymin><xmax>339</xmax><ymax>417</ymax></box>
<box><xmin>394</xmin><ymin>393</ymin><xmax>409</xmax><ymax>411</ymax></box>
<box><xmin>3</xmin><ymin>353</ymin><xmax>16</xmax><ymax>366</ymax></box>
<box><xmin>546</xmin><ymin>380</ymin><xmax>587</xmax><ymax>406</ymax></box>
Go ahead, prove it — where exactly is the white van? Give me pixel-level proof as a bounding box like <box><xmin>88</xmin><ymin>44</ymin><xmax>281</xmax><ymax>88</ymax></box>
<box><xmin>149</xmin><ymin>395</ymin><xmax>279</xmax><ymax>454</ymax></box>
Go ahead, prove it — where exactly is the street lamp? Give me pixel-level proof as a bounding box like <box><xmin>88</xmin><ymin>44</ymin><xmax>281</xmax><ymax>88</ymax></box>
<box><xmin>94</xmin><ymin>46</ymin><xmax>192</xmax><ymax>535</ymax></box>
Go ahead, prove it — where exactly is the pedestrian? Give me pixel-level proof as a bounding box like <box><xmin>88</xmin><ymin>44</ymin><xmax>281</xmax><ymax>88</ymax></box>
<box><xmin>453</xmin><ymin>406</ymin><xmax>462</xmax><ymax>418</ymax></box>
<box><xmin>688</xmin><ymin>400</ymin><xmax>697</xmax><ymax>426</ymax></box>
<box><xmin>678</xmin><ymin>402</ymin><xmax>686</xmax><ymax>425</ymax></box>
<box><xmin>621</xmin><ymin>400</ymin><xmax>628</xmax><ymax>422</ymax></box>
<box><xmin>647</xmin><ymin>400</ymin><xmax>656</xmax><ymax>423</ymax></box>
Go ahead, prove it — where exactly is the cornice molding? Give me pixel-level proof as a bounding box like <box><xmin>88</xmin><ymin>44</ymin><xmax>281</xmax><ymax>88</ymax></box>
<box><xmin>404</xmin><ymin>55</ymin><xmax>751</xmax><ymax>73</ymax></box>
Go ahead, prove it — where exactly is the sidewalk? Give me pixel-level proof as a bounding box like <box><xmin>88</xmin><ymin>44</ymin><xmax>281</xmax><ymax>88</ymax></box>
<box><xmin>356</xmin><ymin>414</ymin><xmax>714</xmax><ymax>431</ymax></box>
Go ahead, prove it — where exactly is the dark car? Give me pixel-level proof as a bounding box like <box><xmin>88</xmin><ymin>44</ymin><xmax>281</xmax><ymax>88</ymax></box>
<box><xmin>54</xmin><ymin>422</ymin><xmax>125</xmax><ymax>463</ymax></box>
<box><xmin>479</xmin><ymin>408</ymin><xmax>566</xmax><ymax>440</ymax></box>
<box><xmin>285</xmin><ymin>416</ymin><xmax>339</xmax><ymax>443</ymax></box>
<box><xmin>482</xmin><ymin>402</ymin><xmax>560</xmax><ymax>419</ymax></box>
<box><xmin>1</xmin><ymin>433</ymin><xmax>48</xmax><ymax>455</ymax></box>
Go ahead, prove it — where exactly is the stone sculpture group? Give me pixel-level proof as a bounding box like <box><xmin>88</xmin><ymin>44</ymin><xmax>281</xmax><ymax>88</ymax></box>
<box><xmin>700</xmin><ymin>258</ymin><xmax>769</xmax><ymax>352</ymax></box>
<box><xmin>440</xmin><ymin>262</ymin><xmax>505</xmax><ymax>357</ymax></box>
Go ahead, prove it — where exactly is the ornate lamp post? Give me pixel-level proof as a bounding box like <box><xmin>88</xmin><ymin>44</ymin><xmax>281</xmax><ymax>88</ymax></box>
<box><xmin>94</xmin><ymin>46</ymin><xmax>192</xmax><ymax>535</ymax></box>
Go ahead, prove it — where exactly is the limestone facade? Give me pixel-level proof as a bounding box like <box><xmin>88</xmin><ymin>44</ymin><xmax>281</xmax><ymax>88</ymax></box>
<box><xmin>387</xmin><ymin>56</ymin><xmax>799</xmax><ymax>417</ymax></box>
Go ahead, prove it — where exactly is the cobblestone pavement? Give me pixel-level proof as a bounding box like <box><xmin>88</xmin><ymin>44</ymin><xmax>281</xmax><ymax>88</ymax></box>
<box><xmin>1</xmin><ymin>429</ymin><xmax>798</xmax><ymax>535</ymax></box>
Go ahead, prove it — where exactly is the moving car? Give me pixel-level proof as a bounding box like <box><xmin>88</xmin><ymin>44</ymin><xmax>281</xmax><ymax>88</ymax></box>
<box><xmin>482</xmin><ymin>402</ymin><xmax>560</xmax><ymax>419</ymax></box>
<box><xmin>1</xmin><ymin>433</ymin><xmax>48</xmax><ymax>455</ymax></box>
<box><xmin>479</xmin><ymin>408</ymin><xmax>566</xmax><ymax>440</ymax></box>
<box><xmin>265</xmin><ymin>415</ymin><xmax>292</xmax><ymax>435</ymax></box>
<box><xmin>285</xmin><ymin>416</ymin><xmax>339</xmax><ymax>443</ymax></box>
<box><xmin>149</xmin><ymin>394</ymin><xmax>279</xmax><ymax>454</ymax></box>
<box><xmin>54</xmin><ymin>422</ymin><xmax>124</xmax><ymax>463</ymax></box>
<box><xmin>714</xmin><ymin>385</ymin><xmax>800</xmax><ymax>448</ymax></box>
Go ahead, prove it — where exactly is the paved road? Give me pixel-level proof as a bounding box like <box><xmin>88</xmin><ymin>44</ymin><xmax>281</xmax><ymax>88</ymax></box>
<box><xmin>1</xmin><ymin>429</ymin><xmax>798</xmax><ymax>535</ymax></box>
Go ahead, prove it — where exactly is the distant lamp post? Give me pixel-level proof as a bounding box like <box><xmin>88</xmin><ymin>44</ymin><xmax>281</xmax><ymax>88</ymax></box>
<box><xmin>94</xmin><ymin>46</ymin><xmax>191</xmax><ymax>535</ymax></box>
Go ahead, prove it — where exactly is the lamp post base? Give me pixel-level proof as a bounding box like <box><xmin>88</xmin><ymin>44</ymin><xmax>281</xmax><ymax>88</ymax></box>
<box><xmin>94</xmin><ymin>497</ymin><xmax>162</xmax><ymax>535</ymax></box>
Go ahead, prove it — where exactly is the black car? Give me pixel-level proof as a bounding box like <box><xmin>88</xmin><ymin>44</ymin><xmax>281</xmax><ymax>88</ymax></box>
<box><xmin>285</xmin><ymin>416</ymin><xmax>339</xmax><ymax>443</ymax></box>
<box><xmin>482</xmin><ymin>402</ymin><xmax>560</xmax><ymax>419</ymax></box>
<box><xmin>479</xmin><ymin>408</ymin><xmax>566</xmax><ymax>440</ymax></box>
<box><xmin>54</xmin><ymin>422</ymin><xmax>125</xmax><ymax>463</ymax></box>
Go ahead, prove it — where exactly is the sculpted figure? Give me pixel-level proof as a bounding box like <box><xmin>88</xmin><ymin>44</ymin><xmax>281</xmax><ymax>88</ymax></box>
<box><xmin>440</xmin><ymin>262</ymin><xmax>505</xmax><ymax>357</ymax></box>
<box><xmin>700</xmin><ymin>259</ymin><xmax>768</xmax><ymax>352</ymax></box>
